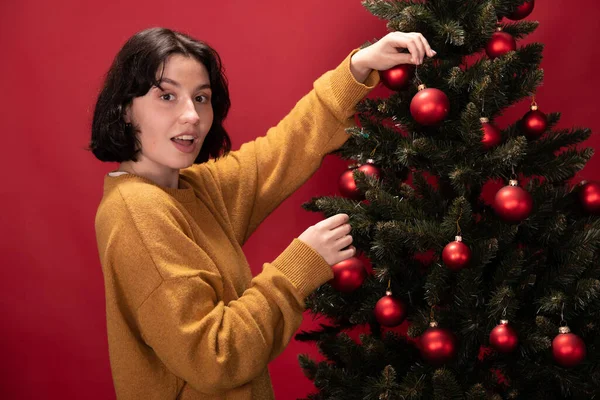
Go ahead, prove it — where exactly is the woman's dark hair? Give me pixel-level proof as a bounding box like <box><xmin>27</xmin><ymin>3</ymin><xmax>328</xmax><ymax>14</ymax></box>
<box><xmin>89</xmin><ymin>27</ymin><xmax>231</xmax><ymax>164</ymax></box>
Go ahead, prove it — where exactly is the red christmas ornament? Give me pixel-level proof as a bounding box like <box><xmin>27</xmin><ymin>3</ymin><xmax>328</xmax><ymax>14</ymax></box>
<box><xmin>578</xmin><ymin>181</ymin><xmax>600</xmax><ymax>215</ymax></box>
<box><xmin>374</xmin><ymin>291</ymin><xmax>407</xmax><ymax>327</ymax></box>
<box><xmin>493</xmin><ymin>179</ymin><xmax>533</xmax><ymax>222</ymax></box>
<box><xmin>489</xmin><ymin>320</ymin><xmax>519</xmax><ymax>353</ymax></box>
<box><xmin>507</xmin><ymin>0</ymin><xmax>535</xmax><ymax>20</ymax></box>
<box><xmin>521</xmin><ymin>103</ymin><xmax>548</xmax><ymax>138</ymax></box>
<box><xmin>379</xmin><ymin>64</ymin><xmax>415</xmax><ymax>91</ymax></box>
<box><xmin>486</xmin><ymin>30</ymin><xmax>516</xmax><ymax>59</ymax></box>
<box><xmin>420</xmin><ymin>322</ymin><xmax>457</xmax><ymax>364</ymax></box>
<box><xmin>338</xmin><ymin>161</ymin><xmax>381</xmax><ymax>200</ymax></box>
<box><xmin>552</xmin><ymin>326</ymin><xmax>586</xmax><ymax>368</ymax></box>
<box><xmin>329</xmin><ymin>257</ymin><xmax>367</xmax><ymax>293</ymax></box>
<box><xmin>442</xmin><ymin>235</ymin><xmax>471</xmax><ymax>271</ymax></box>
<box><xmin>357</xmin><ymin>163</ymin><xmax>381</xmax><ymax>180</ymax></box>
<box><xmin>410</xmin><ymin>84</ymin><xmax>450</xmax><ymax>126</ymax></box>
<box><xmin>480</xmin><ymin>117</ymin><xmax>502</xmax><ymax>149</ymax></box>
<box><xmin>338</xmin><ymin>168</ymin><xmax>360</xmax><ymax>199</ymax></box>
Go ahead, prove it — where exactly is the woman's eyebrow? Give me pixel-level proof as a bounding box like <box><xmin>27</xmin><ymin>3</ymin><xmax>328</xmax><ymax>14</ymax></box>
<box><xmin>159</xmin><ymin>77</ymin><xmax>211</xmax><ymax>91</ymax></box>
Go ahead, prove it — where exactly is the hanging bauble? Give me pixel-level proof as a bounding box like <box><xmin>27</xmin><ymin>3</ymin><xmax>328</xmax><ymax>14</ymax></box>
<box><xmin>357</xmin><ymin>162</ymin><xmax>381</xmax><ymax>180</ymax></box>
<box><xmin>578</xmin><ymin>181</ymin><xmax>600</xmax><ymax>215</ymax></box>
<box><xmin>442</xmin><ymin>235</ymin><xmax>471</xmax><ymax>271</ymax></box>
<box><xmin>520</xmin><ymin>103</ymin><xmax>548</xmax><ymax>138</ymax></box>
<box><xmin>338</xmin><ymin>161</ymin><xmax>381</xmax><ymax>200</ymax></box>
<box><xmin>489</xmin><ymin>320</ymin><xmax>519</xmax><ymax>353</ymax></box>
<box><xmin>552</xmin><ymin>326</ymin><xmax>586</xmax><ymax>368</ymax></box>
<box><xmin>420</xmin><ymin>321</ymin><xmax>457</xmax><ymax>365</ymax></box>
<box><xmin>338</xmin><ymin>167</ymin><xmax>360</xmax><ymax>200</ymax></box>
<box><xmin>410</xmin><ymin>84</ymin><xmax>450</xmax><ymax>126</ymax></box>
<box><xmin>507</xmin><ymin>0</ymin><xmax>535</xmax><ymax>20</ymax></box>
<box><xmin>374</xmin><ymin>290</ymin><xmax>407</xmax><ymax>327</ymax></box>
<box><xmin>379</xmin><ymin>64</ymin><xmax>415</xmax><ymax>91</ymax></box>
<box><xmin>493</xmin><ymin>179</ymin><xmax>533</xmax><ymax>222</ymax></box>
<box><xmin>486</xmin><ymin>30</ymin><xmax>516</xmax><ymax>59</ymax></box>
<box><xmin>480</xmin><ymin>117</ymin><xmax>502</xmax><ymax>149</ymax></box>
<box><xmin>329</xmin><ymin>257</ymin><xmax>367</xmax><ymax>293</ymax></box>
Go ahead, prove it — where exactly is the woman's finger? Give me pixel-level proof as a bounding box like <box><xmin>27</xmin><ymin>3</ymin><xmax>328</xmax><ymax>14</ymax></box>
<box><xmin>338</xmin><ymin>247</ymin><xmax>357</xmax><ymax>262</ymax></box>
<box><xmin>416</xmin><ymin>33</ymin><xmax>436</xmax><ymax>58</ymax></box>
<box><xmin>329</xmin><ymin>223</ymin><xmax>351</xmax><ymax>240</ymax></box>
<box><xmin>409</xmin><ymin>33</ymin><xmax>427</xmax><ymax>63</ymax></box>
<box><xmin>316</xmin><ymin>213</ymin><xmax>349</xmax><ymax>230</ymax></box>
<box><xmin>335</xmin><ymin>234</ymin><xmax>353</xmax><ymax>250</ymax></box>
<box><xmin>403</xmin><ymin>39</ymin><xmax>421</xmax><ymax>64</ymax></box>
<box><xmin>391</xmin><ymin>52</ymin><xmax>414</xmax><ymax>66</ymax></box>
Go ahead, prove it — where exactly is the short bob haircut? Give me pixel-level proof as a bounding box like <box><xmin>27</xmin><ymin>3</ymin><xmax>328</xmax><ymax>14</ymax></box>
<box><xmin>90</xmin><ymin>27</ymin><xmax>231</xmax><ymax>164</ymax></box>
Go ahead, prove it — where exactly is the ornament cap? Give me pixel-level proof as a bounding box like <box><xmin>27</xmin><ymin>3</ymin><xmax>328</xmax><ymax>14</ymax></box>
<box><xmin>455</xmin><ymin>235</ymin><xmax>463</xmax><ymax>242</ymax></box>
<box><xmin>531</xmin><ymin>104</ymin><xmax>538</xmax><ymax>111</ymax></box>
<box><xmin>385</xmin><ymin>290</ymin><xmax>392</xmax><ymax>296</ymax></box>
<box><xmin>417</xmin><ymin>84</ymin><xmax>426</xmax><ymax>91</ymax></box>
<box><xmin>559</xmin><ymin>326</ymin><xmax>571</xmax><ymax>334</ymax></box>
<box><xmin>509</xmin><ymin>179</ymin><xmax>519</xmax><ymax>186</ymax></box>
<box><xmin>429</xmin><ymin>321</ymin><xmax>438</xmax><ymax>328</ymax></box>
<box><xmin>500</xmin><ymin>319</ymin><xmax>509</xmax><ymax>325</ymax></box>
<box><xmin>496</xmin><ymin>26</ymin><xmax>503</xmax><ymax>32</ymax></box>
<box><xmin>580</xmin><ymin>180</ymin><xmax>589</xmax><ymax>186</ymax></box>
<box><xmin>480</xmin><ymin>117</ymin><xmax>489</xmax><ymax>123</ymax></box>
<box><xmin>366</xmin><ymin>158</ymin><xmax>375</xmax><ymax>164</ymax></box>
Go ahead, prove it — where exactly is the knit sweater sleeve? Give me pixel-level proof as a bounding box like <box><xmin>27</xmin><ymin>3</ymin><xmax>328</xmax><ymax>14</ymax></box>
<box><xmin>101</xmin><ymin>186</ymin><xmax>335</xmax><ymax>395</ymax></box>
<box><xmin>182</xmin><ymin>50</ymin><xmax>379</xmax><ymax>244</ymax></box>
<box><xmin>136</xmin><ymin>243</ymin><xmax>329</xmax><ymax>394</ymax></box>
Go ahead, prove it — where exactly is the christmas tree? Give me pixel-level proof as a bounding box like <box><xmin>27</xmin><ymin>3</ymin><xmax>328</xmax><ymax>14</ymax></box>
<box><xmin>296</xmin><ymin>1</ymin><xmax>600</xmax><ymax>398</ymax></box>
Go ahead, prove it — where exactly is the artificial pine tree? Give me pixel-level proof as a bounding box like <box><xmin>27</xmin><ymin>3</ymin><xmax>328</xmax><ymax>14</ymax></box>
<box><xmin>296</xmin><ymin>1</ymin><xmax>600</xmax><ymax>398</ymax></box>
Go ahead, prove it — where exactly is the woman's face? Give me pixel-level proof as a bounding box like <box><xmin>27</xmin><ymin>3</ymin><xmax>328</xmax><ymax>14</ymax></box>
<box><xmin>126</xmin><ymin>54</ymin><xmax>214</xmax><ymax>174</ymax></box>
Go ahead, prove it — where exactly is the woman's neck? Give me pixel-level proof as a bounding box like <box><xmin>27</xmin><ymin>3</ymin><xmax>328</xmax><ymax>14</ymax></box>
<box><xmin>118</xmin><ymin>161</ymin><xmax>180</xmax><ymax>189</ymax></box>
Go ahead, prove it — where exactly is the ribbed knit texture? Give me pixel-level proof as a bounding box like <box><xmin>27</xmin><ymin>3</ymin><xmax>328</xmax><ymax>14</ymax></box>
<box><xmin>95</xmin><ymin>50</ymin><xmax>379</xmax><ymax>400</ymax></box>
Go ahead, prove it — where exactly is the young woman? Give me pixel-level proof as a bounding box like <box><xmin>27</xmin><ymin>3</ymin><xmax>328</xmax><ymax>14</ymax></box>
<box><xmin>90</xmin><ymin>27</ymin><xmax>434</xmax><ymax>400</ymax></box>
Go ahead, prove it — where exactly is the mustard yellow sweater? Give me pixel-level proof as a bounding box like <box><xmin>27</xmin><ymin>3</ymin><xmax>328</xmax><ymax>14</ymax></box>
<box><xmin>95</xmin><ymin>51</ymin><xmax>378</xmax><ymax>400</ymax></box>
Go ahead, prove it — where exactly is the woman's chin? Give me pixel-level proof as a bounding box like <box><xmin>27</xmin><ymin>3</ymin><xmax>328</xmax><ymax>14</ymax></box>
<box><xmin>174</xmin><ymin>160</ymin><xmax>196</xmax><ymax>170</ymax></box>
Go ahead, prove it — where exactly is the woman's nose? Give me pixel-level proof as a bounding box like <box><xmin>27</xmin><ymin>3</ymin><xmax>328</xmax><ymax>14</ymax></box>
<box><xmin>180</xmin><ymin>98</ymin><xmax>200</xmax><ymax>125</ymax></box>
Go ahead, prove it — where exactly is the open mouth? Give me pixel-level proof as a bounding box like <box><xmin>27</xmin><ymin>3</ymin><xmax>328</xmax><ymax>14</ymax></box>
<box><xmin>170</xmin><ymin>134</ymin><xmax>198</xmax><ymax>154</ymax></box>
<box><xmin>171</xmin><ymin>134</ymin><xmax>197</xmax><ymax>147</ymax></box>
<box><xmin>171</xmin><ymin>137</ymin><xmax>195</xmax><ymax>145</ymax></box>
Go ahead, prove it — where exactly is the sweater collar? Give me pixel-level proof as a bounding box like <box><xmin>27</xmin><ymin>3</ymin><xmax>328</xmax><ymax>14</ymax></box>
<box><xmin>104</xmin><ymin>172</ymin><xmax>196</xmax><ymax>203</ymax></box>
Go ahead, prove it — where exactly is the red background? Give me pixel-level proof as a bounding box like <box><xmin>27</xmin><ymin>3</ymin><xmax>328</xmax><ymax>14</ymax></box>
<box><xmin>1</xmin><ymin>1</ymin><xmax>598</xmax><ymax>399</ymax></box>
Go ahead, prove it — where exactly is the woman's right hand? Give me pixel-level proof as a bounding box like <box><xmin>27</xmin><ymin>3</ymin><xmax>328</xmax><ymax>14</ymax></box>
<box><xmin>298</xmin><ymin>213</ymin><xmax>355</xmax><ymax>266</ymax></box>
<box><xmin>350</xmin><ymin>31</ymin><xmax>436</xmax><ymax>82</ymax></box>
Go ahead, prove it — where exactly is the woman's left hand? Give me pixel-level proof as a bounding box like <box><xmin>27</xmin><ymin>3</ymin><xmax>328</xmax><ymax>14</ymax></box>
<box><xmin>350</xmin><ymin>31</ymin><xmax>436</xmax><ymax>83</ymax></box>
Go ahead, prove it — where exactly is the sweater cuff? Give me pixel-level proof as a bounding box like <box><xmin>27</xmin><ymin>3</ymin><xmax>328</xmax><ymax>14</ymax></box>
<box><xmin>271</xmin><ymin>239</ymin><xmax>333</xmax><ymax>299</ymax></box>
<box><xmin>314</xmin><ymin>49</ymin><xmax>380</xmax><ymax>121</ymax></box>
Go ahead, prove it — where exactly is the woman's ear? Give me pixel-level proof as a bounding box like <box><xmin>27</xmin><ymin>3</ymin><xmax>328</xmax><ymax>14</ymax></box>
<box><xmin>123</xmin><ymin>104</ymin><xmax>132</xmax><ymax>124</ymax></box>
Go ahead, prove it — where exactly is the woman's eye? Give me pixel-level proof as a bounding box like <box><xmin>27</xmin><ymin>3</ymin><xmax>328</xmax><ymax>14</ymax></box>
<box><xmin>196</xmin><ymin>95</ymin><xmax>210</xmax><ymax>103</ymax></box>
<box><xmin>161</xmin><ymin>93</ymin><xmax>175</xmax><ymax>101</ymax></box>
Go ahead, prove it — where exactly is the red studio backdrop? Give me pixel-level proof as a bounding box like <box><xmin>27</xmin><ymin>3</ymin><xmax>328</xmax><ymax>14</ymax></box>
<box><xmin>0</xmin><ymin>1</ymin><xmax>599</xmax><ymax>398</ymax></box>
